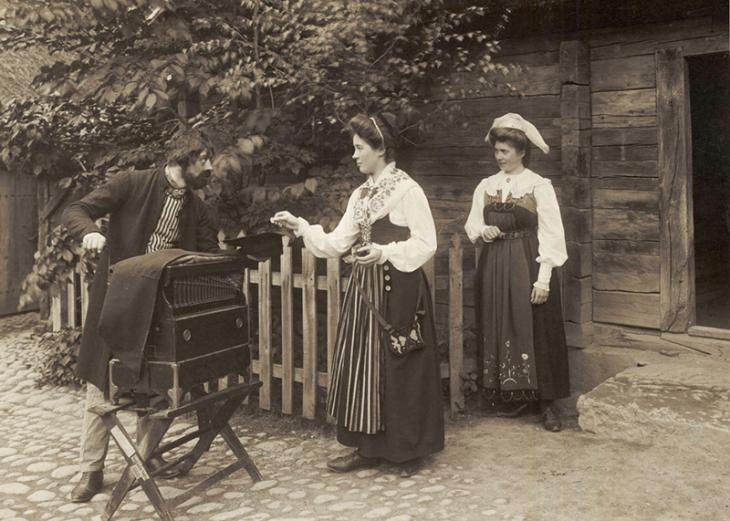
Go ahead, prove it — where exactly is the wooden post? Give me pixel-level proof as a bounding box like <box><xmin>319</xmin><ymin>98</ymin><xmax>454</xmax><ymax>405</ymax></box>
<box><xmin>257</xmin><ymin>260</ymin><xmax>272</xmax><ymax>410</ymax></box>
<box><xmin>67</xmin><ymin>275</ymin><xmax>77</xmax><ymax>328</ymax></box>
<box><xmin>325</xmin><ymin>257</ymin><xmax>341</xmax><ymax>386</ymax></box>
<box><xmin>280</xmin><ymin>237</ymin><xmax>294</xmax><ymax>414</ymax></box>
<box><xmin>301</xmin><ymin>250</ymin><xmax>317</xmax><ymax>420</ymax></box>
<box><xmin>79</xmin><ymin>269</ymin><xmax>89</xmax><ymax>326</ymax></box>
<box><xmin>448</xmin><ymin>234</ymin><xmax>464</xmax><ymax>415</ymax></box>
<box><xmin>242</xmin><ymin>268</ymin><xmax>252</xmax><ymax>387</ymax></box>
<box><xmin>657</xmin><ymin>47</ymin><xmax>694</xmax><ymax>332</ymax></box>
<box><xmin>51</xmin><ymin>291</ymin><xmax>62</xmax><ymax>331</ymax></box>
<box><xmin>560</xmin><ymin>39</ymin><xmax>593</xmax><ymax>348</ymax></box>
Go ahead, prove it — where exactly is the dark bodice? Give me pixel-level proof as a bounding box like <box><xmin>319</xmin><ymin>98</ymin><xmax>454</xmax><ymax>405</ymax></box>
<box><xmin>368</xmin><ymin>216</ymin><xmax>410</xmax><ymax>244</ymax></box>
<box><xmin>483</xmin><ymin>191</ymin><xmax>538</xmax><ymax>233</ymax></box>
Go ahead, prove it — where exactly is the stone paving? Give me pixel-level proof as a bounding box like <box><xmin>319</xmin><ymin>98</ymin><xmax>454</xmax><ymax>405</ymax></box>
<box><xmin>1</xmin><ymin>313</ymin><xmax>728</xmax><ymax>521</ymax></box>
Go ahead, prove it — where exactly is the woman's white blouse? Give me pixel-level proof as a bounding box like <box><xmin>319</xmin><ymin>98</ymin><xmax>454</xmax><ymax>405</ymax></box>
<box><xmin>464</xmin><ymin>169</ymin><xmax>568</xmax><ymax>290</ymax></box>
<box><xmin>295</xmin><ymin>166</ymin><xmax>437</xmax><ymax>273</ymax></box>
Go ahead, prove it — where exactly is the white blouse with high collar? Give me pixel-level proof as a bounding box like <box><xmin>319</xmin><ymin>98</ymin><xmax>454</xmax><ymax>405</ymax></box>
<box><xmin>464</xmin><ymin>168</ymin><xmax>568</xmax><ymax>290</ymax></box>
<box><xmin>295</xmin><ymin>163</ymin><xmax>437</xmax><ymax>273</ymax></box>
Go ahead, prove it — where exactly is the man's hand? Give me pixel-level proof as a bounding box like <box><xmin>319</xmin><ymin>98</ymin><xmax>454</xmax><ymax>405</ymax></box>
<box><xmin>82</xmin><ymin>232</ymin><xmax>106</xmax><ymax>253</ymax></box>
<box><xmin>530</xmin><ymin>287</ymin><xmax>549</xmax><ymax>305</ymax></box>
<box><xmin>354</xmin><ymin>245</ymin><xmax>383</xmax><ymax>266</ymax></box>
<box><xmin>481</xmin><ymin>225</ymin><xmax>502</xmax><ymax>242</ymax></box>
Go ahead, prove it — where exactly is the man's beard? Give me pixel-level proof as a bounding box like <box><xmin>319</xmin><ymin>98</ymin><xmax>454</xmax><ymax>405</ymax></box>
<box><xmin>185</xmin><ymin>171</ymin><xmax>211</xmax><ymax>189</ymax></box>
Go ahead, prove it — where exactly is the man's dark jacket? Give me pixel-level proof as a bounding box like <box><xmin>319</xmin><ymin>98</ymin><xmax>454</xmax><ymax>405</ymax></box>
<box><xmin>62</xmin><ymin>168</ymin><xmax>218</xmax><ymax>389</ymax></box>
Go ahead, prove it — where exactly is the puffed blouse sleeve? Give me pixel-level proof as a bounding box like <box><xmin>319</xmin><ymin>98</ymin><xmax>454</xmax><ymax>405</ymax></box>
<box><xmin>373</xmin><ymin>185</ymin><xmax>437</xmax><ymax>272</ymax></box>
<box><xmin>534</xmin><ymin>180</ymin><xmax>568</xmax><ymax>290</ymax></box>
<box><xmin>295</xmin><ymin>190</ymin><xmax>360</xmax><ymax>258</ymax></box>
<box><xmin>464</xmin><ymin>179</ymin><xmax>489</xmax><ymax>243</ymax></box>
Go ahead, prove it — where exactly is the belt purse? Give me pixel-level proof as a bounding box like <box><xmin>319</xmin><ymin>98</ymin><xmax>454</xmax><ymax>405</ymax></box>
<box><xmin>353</xmin><ymin>276</ymin><xmax>426</xmax><ymax>357</ymax></box>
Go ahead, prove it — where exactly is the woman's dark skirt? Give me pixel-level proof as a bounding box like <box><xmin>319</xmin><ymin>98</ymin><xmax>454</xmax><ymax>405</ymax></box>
<box><xmin>475</xmin><ymin>235</ymin><xmax>570</xmax><ymax>402</ymax></box>
<box><xmin>335</xmin><ymin>263</ymin><xmax>444</xmax><ymax>463</ymax></box>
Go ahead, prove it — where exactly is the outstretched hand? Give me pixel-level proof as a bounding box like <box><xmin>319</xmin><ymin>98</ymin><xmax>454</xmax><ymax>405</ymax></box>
<box><xmin>271</xmin><ymin>210</ymin><xmax>300</xmax><ymax>231</ymax></box>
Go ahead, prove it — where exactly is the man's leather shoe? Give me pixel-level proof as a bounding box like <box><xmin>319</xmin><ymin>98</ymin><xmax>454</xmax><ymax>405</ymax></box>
<box><xmin>147</xmin><ymin>455</ymin><xmax>183</xmax><ymax>479</ymax></box>
<box><xmin>70</xmin><ymin>470</ymin><xmax>103</xmax><ymax>503</ymax></box>
<box><xmin>542</xmin><ymin>406</ymin><xmax>562</xmax><ymax>432</ymax></box>
<box><xmin>327</xmin><ymin>451</ymin><xmax>380</xmax><ymax>473</ymax></box>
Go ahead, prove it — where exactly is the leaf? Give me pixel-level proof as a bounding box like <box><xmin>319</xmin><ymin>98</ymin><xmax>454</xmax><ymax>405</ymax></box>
<box><xmin>304</xmin><ymin>177</ymin><xmax>318</xmax><ymax>193</ymax></box>
<box><xmin>237</xmin><ymin>138</ymin><xmax>255</xmax><ymax>155</ymax></box>
<box><xmin>144</xmin><ymin>93</ymin><xmax>157</xmax><ymax>109</ymax></box>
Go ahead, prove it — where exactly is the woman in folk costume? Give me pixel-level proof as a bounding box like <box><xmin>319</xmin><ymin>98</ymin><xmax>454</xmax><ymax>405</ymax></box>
<box><xmin>464</xmin><ymin>113</ymin><xmax>570</xmax><ymax>432</ymax></box>
<box><xmin>272</xmin><ymin>113</ymin><xmax>444</xmax><ymax>476</ymax></box>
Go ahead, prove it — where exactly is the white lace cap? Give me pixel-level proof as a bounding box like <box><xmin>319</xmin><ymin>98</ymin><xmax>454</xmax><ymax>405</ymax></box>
<box><xmin>487</xmin><ymin>113</ymin><xmax>550</xmax><ymax>154</ymax></box>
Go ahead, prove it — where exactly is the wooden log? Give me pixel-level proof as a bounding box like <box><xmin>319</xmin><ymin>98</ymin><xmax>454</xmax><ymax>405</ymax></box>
<box><xmin>593</xmin><ymin>252</ymin><xmax>661</xmax><ymax>293</ymax></box>
<box><xmin>448</xmin><ymin>234</ymin><xmax>464</xmax><ymax>415</ymax></box>
<box><xmin>257</xmin><ymin>260</ymin><xmax>272</xmax><ymax>410</ymax></box>
<box><xmin>560</xmin><ymin>146</ymin><xmax>591</xmax><ymax>177</ymax></box>
<box><xmin>280</xmin><ymin>237</ymin><xmax>294</xmax><ymax>415</ymax></box>
<box><xmin>592</xmin><ymin>188</ymin><xmax>659</xmax><ymax>211</ymax></box>
<box><xmin>434</xmin><ymin>63</ymin><xmax>561</xmax><ymax>99</ymax></box>
<box><xmin>591</xmin><ymin>55</ymin><xmax>656</xmax><ymax>91</ymax></box>
<box><xmin>591</xmin><ymin>144</ymin><xmax>657</xmax><ymax>161</ymax></box>
<box><xmin>593</xmin><ymin>115</ymin><xmax>656</xmax><ymax>129</ymax></box>
<box><xmin>592</xmin><ymin>160</ymin><xmax>657</xmax><ymax>178</ymax></box>
<box><xmin>561</xmin><ymin>207</ymin><xmax>592</xmax><ymax>243</ymax></box>
<box><xmin>326</xmin><ymin>257</ymin><xmax>341</xmax><ymax>388</ymax></box>
<box><xmin>588</xmin><ymin>16</ymin><xmax>717</xmax><ymax>59</ymax></box>
<box><xmin>566</xmin><ymin>241</ymin><xmax>592</xmax><ymax>279</ymax></box>
<box><xmin>497</xmin><ymin>36</ymin><xmax>561</xmax><ymax>57</ymax></box>
<box><xmin>561</xmin><ymin>84</ymin><xmax>591</xmax><ymax>120</ymax></box>
<box><xmin>560</xmin><ymin>40</ymin><xmax>590</xmax><ymax>85</ymax></box>
<box><xmin>563</xmin><ymin>278</ymin><xmax>593</xmax><ymax>324</ymax></box>
<box><xmin>496</xmin><ymin>49</ymin><xmax>559</xmax><ymax>66</ymax></box>
<box><xmin>657</xmin><ymin>47</ymin><xmax>694</xmax><ymax>332</ymax></box>
<box><xmin>593</xmin><ymin>177</ymin><xmax>658</xmax><ymax>191</ymax></box>
<box><xmin>564</xmin><ymin>321</ymin><xmax>593</xmax><ymax>348</ymax></box>
<box><xmin>592</xmin><ymin>127</ymin><xmax>657</xmax><ymax>146</ymax></box>
<box><xmin>592</xmin><ymin>209</ymin><xmax>660</xmax><ymax>241</ymax></box>
<box><xmin>301</xmin><ymin>250</ymin><xmax>318</xmax><ymax>420</ymax></box>
<box><xmin>592</xmin><ymin>89</ymin><xmax>656</xmax><ymax>129</ymax></box>
<box><xmin>593</xmin><ymin>290</ymin><xmax>661</xmax><ymax>329</ymax></box>
<box><xmin>593</xmin><ymin>239</ymin><xmax>660</xmax><ymax>256</ymax></box>
<box><xmin>554</xmin><ymin>177</ymin><xmax>591</xmax><ymax>208</ymax></box>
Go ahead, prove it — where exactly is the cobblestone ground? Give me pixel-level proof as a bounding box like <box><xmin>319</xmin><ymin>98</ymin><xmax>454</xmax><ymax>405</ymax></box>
<box><xmin>0</xmin><ymin>313</ymin><xmax>728</xmax><ymax>521</ymax></box>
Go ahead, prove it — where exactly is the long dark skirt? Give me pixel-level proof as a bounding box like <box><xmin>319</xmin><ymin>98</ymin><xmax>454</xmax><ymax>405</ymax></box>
<box><xmin>334</xmin><ymin>263</ymin><xmax>444</xmax><ymax>463</ymax></box>
<box><xmin>475</xmin><ymin>235</ymin><xmax>570</xmax><ymax>401</ymax></box>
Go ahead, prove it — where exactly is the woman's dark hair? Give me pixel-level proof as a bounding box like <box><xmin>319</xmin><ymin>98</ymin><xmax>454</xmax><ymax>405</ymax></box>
<box><xmin>346</xmin><ymin>112</ymin><xmax>399</xmax><ymax>162</ymax></box>
<box><xmin>166</xmin><ymin>129</ymin><xmax>215</xmax><ymax>169</ymax></box>
<box><xmin>488</xmin><ymin>127</ymin><xmax>531</xmax><ymax>167</ymax></box>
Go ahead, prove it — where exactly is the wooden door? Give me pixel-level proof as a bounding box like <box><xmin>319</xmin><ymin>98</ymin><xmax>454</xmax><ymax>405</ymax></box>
<box><xmin>0</xmin><ymin>169</ymin><xmax>38</xmax><ymax>315</ymax></box>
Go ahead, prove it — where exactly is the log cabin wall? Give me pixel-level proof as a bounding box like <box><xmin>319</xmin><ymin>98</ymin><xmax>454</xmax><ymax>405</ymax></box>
<box><xmin>401</xmin><ymin>6</ymin><xmax>729</xmax><ymax>347</ymax></box>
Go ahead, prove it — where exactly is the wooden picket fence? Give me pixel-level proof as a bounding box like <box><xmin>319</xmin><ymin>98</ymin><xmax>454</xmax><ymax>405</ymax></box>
<box><xmin>52</xmin><ymin>234</ymin><xmax>470</xmax><ymax>416</ymax></box>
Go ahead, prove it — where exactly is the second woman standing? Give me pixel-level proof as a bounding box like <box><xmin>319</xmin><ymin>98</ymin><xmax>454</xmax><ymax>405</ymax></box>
<box><xmin>272</xmin><ymin>113</ymin><xmax>444</xmax><ymax>477</ymax></box>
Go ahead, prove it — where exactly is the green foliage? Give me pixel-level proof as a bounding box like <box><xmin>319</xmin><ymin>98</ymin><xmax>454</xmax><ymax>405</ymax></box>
<box><xmin>19</xmin><ymin>225</ymin><xmax>98</xmax><ymax>311</ymax></box>
<box><xmin>2</xmin><ymin>0</ymin><xmax>514</xmax><ymax>307</ymax></box>
<box><xmin>28</xmin><ymin>327</ymin><xmax>83</xmax><ymax>388</ymax></box>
